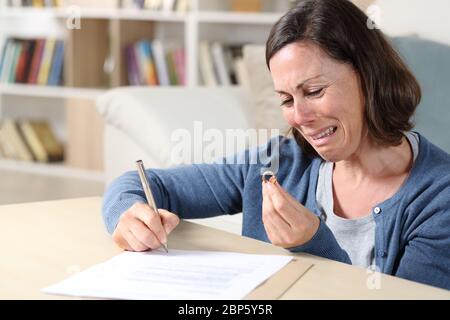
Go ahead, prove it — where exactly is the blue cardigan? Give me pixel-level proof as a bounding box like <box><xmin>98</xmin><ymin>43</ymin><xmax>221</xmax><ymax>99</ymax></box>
<box><xmin>102</xmin><ymin>133</ymin><xmax>450</xmax><ymax>290</ymax></box>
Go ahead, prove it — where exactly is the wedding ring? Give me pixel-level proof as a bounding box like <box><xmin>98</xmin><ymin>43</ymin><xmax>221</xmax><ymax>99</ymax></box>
<box><xmin>261</xmin><ymin>170</ymin><xmax>277</xmax><ymax>184</ymax></box>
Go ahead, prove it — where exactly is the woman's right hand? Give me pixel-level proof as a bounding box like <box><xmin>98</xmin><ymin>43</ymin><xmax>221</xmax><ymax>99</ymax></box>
<box><xmin>112</xmin><ymin>202</ymin><xmax>180</xmax><ymax>252</ymax></box>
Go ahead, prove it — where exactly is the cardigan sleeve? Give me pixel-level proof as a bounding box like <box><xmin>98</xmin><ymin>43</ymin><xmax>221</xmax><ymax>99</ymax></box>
<box><xmin>287</xmin><ymin>218</ymin><xmax>352</xmax><ymax>264</ymax></box>
<box><xmin>102</xmin><ymin>162</ymin><xmax>248</xmax><ymax>234</ymax></box>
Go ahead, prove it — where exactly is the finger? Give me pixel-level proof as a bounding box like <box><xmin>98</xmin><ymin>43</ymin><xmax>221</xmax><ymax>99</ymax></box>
<box><xmin>263</xmin><ymin>214</ymin><xmax>278</xmax><ymax>244</ymax></box>
<box><xmin>262</xmin><ymin>191</ymin><xmax>292</xmax><ymax>243</ymax></box>
<box><xmin>262</xmin><ymin>182</ymin><xmax>275</xmax><ymax>218</ymax></box>
<box><xmin>262</xmin><ymin>205</ymin><xmax>289</xmax><ymax>246</ymax></box>
<box><xmin>123</xmin><ymin>228</ymin><xmax>149</xmax><ymax>252</ymax></box>
<box><xmin>133</xmin><ymin>203</ymin><xmax>168</xmax><ymax>245</ymax></box>
<box><xmin>262</xmin><ymin>182</ymin><xmax>291</xmax><ymax>227</ymax></box>
<box><xmin>266</xmin><ymin>209</ymin><xmax>292</xmax><ymax>236</ymax></box>
<box><xmin>262</xmin><ymin>184</ymin><xmax>290</xmax><ymax>244</ymax></box>
<box><xmin>112</xmin><ymin>226</ymin><xmax>133</xmax><ymax>251</ymax></box>
<box><xmin>159</xmin><ymin>210</ymin><xmax>180</xmax><ymax>234</ymax></box>
<box><xmin>273</xmin><ymin>182</ymin><xmax>304</xmax><ymax>208</ymax></box>
<box><xmin>129</xmin><ymin>217</ymin><xmax>163</xmax><ymax>250</ymax></box>
<box><xmin>265</xmin><ymin>182</ymin><xmax>300</xmax><ymax>226</ymax></box>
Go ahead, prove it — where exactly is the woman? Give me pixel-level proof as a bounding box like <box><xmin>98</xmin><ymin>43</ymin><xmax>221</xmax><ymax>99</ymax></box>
<box><xmin>102</xmin><ymin>0</ymin><xmax>450</xmax><ymax>290</ymax></box>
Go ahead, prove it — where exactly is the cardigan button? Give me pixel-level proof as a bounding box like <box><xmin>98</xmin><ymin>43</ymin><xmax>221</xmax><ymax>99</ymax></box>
<box><xmin>373</xmin><ymin>207</ymin><xmax>381</xmax><ymax>214</ymax></box>
<box><xmin>378</xmin><ymin>250</ymin><xmax>386</xmax><ymax>258</ymax></box>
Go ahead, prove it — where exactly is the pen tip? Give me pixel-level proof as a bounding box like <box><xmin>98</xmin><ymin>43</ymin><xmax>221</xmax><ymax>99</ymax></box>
<box><xmin>163</xmin><ymin>243</ymin><xmax>169</xmax><ymax>253</ymax></box>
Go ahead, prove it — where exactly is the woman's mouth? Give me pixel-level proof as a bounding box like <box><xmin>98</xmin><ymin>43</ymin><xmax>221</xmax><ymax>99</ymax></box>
<box><xmin>309</xmin><ymin>126</ymin><xmax>337</xmax><ymax>146</ymax></box>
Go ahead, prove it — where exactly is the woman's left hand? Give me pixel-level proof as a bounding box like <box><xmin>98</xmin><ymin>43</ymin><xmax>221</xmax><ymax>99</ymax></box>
<box><xmin>262</xmin><ymin>180</ymin><xmax>320</xmax><ymax>249</ymax></box>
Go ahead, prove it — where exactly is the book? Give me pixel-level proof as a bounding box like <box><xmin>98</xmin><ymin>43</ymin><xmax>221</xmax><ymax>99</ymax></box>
<box><xmin>137</xmin><ymin>41</ymin><xmax>158</xmax><ymax>85</ymax></box>
<box><xmin>48</xmin><ymin>39</ymin><xmax>64</xmax><ymax>86</ymax></box>
<box><xmin>1</xmin><ymin>119</ymin><xmax>34</xmax><ymax>161</ymax></box>
<box><xmin>162</xmin><ymin>0</ymin><xmax>175</xmax><ymax>12</ymax></box>
<box><xmin>175</xmin><ymin>0</ymin><xmax>188</xmax><ymax>12</ymax></box>
<box><xmin>23</xmin><ymin>40</ymin><xmax>36</xmax><ymax>83</ymax></box>
<box><xmin>0</xmin><ymin>38</ymin><xmax>13</xmax><ymax>83</ymax></box>
<box><xmin>165</xmin><ymin>50</ymin><xmax>178</xmax><ymax>85</ymax></box>
<box><xmin>198</xmin><ymin>41</ymin><xmax>217</xmax><ymax>86</ymax></box>
<box><xmin>234</xmin><ymin>56</ymin><xmax>250</xmax><ymax>89</ymax></box>
<box><xmin>18</xmin><ymin>120</ymin><xmax>48</xmax><ymax>162</ymax></box>
<box><xmin>19</xmin><ymin>120</ymin><xmax>64</xmax><ymax>162</ymax></box>
<box><xmin>0</xmin><ymin>122</ymin><xmax>19</xmax><ymax>159</ymax></box>
<box><xmin>32</xmin><ymin>0</ymin><xmax>44</xmax><ymax>7</ymax></box>
<box><xmin>231</xmin><ymin>0</ymin><xmax>262</xmax><ymax>12</ymax></box>
<box><xmin>125</xmin><ymin>44</ymin><xmax>140</xmax><ymax>85</ymax></box>
<box><xmin>173</xmin><ymin>47</ymin><xmax>185</xmax><ymax>86</ymax></box>
<box><xmin>65</xmin><ymin>0</ymin><xmax>119</xmax><ymax>8</ymax></box>
<box><xmin>211</xmin><ymin>42</ymin><xmax>231</xmax><ymax>86</ymax></box>
<box><xmin>15</xmin><ymin>40</ymin><xmax>36</xmax><ymax>83</ymax></box>
<box><xmin>151</xmin><ymin>40</ymin><xmax>170</xmax><ymax>86</ymax></box>
<box><xmin>222</xmin><ymin>45</ymin><xmax>238</xmax><ymax>85</ymax></box>
<box><xmin>37</xmin><ymin>38</ymin><xmax>56</xmax><ymax>85</ymax></box>
<box><xmin>28</xmin><ymin>39</ymin><xmax>45</xmax><ymax>84</ymax></box>
<box><xmin>44</xmin><ymin>0</ymin><xmax>55</xmax><ymax>7</ymax></box>
<box><xmin>0</xmin><ymin>39</ymin><xmax>10</xmax><ymax>81</ymax></box>
<box><xmin>9</xmin><ymin>40</ymin><xmax>22</xmax><ymax>83</ymax></box>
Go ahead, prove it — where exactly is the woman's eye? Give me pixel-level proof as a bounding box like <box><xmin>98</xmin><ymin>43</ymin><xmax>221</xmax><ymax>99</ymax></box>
<box><xmin>280</xmin><ymin>98</ymin><xmax>293</xmax><ymax>106</ymax></box>
<box><xmin>306</xmin><ymin>88</ymin><xmax>324</xmax><ymax>97</ymax></box>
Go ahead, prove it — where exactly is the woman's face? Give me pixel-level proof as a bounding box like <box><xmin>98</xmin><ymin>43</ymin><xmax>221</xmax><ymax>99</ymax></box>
<box><xmin>269</xmin><ymin>41</ymin><xmax>366</xmax><ymax>162</ymax></box>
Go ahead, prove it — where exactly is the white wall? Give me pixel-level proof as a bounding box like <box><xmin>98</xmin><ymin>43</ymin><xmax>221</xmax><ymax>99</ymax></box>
<box><xmin>373</xmin><ymin>0</ymin><xmax>450</xmax><ymax>45</ymax></box>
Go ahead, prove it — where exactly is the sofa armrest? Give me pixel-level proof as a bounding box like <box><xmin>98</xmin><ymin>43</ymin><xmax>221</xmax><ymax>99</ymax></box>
<box><xmin>97</xmin><ymin>87</ymin><xmax>255</xmax><ymax>172</ymax></box>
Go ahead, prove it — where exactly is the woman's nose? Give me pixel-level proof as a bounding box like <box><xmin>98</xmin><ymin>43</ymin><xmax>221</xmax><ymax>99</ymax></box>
<box><xmin>292</xmin><ymin>101</ymin><xmax>315</xmax><ymax>126</ymax></box>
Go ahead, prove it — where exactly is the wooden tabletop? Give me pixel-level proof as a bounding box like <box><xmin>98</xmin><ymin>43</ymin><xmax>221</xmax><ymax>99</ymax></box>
<box><xmin>0</xmin><ymin>197</ymin><xmax>448</xmax><ymax>299</ymax></box>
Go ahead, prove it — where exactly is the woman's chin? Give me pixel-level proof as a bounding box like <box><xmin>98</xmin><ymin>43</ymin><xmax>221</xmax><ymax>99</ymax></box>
<box><xmin>315</xmin><ymin>149</ymin><xmax>342</xmax><ymax>163</ymax></box>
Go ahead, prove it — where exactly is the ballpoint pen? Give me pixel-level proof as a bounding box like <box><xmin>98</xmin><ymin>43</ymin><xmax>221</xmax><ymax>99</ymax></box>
<box><xmin>136</xmin><ymin>160</ymin><xmax>169</xmax><ymax>253</ymax></box>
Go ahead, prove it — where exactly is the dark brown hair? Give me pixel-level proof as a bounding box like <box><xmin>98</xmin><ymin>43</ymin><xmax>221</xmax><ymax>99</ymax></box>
<box><xmin>266</xmin><ymin>0</ymin><xmax>421</xmax><ymax>157</ymax></box>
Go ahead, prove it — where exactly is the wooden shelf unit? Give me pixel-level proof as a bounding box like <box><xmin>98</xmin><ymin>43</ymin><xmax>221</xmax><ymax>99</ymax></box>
<box><xmin>0</xmin><ymin>0</ymin><xmax>295</xmax><ymax>178</ymax></box>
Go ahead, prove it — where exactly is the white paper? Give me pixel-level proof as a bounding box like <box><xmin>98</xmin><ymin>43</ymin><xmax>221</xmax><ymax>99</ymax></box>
<box><xmin>42</xmin><ymin>249</ymin><xmax>293</xmax><ymax>300</ymax></box>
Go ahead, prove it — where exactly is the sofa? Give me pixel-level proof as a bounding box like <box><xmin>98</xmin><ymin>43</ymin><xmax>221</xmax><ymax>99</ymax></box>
<box><xmin>97</xmin><ymin>36</ymin><xmax>450</xmax><ymax>235</ymax></box>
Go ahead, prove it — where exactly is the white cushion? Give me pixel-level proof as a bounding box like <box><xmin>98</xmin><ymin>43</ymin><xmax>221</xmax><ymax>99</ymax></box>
<box><xmin>242</xmin><ymin>45</ymin><xmax>289</xmax><ymax>135</ymax></box>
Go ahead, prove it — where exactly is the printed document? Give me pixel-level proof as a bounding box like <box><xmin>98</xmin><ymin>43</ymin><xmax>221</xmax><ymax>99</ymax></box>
<box><xmin>42</xmin><ymin>249</ymin><xmax>293</xmax><ymax>300</ymax></box>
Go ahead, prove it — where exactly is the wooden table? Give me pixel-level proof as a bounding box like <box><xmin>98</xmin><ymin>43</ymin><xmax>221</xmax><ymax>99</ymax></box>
<box><xmin>1</xmin><ymin>197</ymin><xmax>448</xmax><ymax>299</ymax></box>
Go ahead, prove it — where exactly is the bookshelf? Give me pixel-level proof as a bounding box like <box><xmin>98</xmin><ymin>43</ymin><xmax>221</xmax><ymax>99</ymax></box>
<box><xmin>0</xmin><ymin>0</ymin><xmax>368</xmax><ymax>180</ymax></box>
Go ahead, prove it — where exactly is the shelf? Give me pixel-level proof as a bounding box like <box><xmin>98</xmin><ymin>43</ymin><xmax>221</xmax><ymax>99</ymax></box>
<box><xmin>0</xmin><ymin>7</ymin><xmax>187</xmax><ymax>22</ymax></box>
<box><xmin>0</xmin><ymin>158</ymin><xmax>104</xmax><ymax>182</ymax></box>
<box><xmin>0</xmin><ymin>84</ymin><xmax>106</xmax><ymax>100</ymax></box>
<box><xmin>0</xmin><ymin>7</ymin><xmax>283</xmax><ymax>24</ymax></box>
<box><xmin>197</xmin><ymin>11</ymin><xmax>283</xmax><ymax>24</ymax></box>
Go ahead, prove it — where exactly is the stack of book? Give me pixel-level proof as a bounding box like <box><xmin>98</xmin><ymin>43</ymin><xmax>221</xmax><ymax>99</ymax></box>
<box><xmin>121</xmin><ymin>0</ymin><xmax>189</xmax><ymax>12</ymax></box>
<box><xmin>0</xmin><ymin>119</ymin><xmax>64</xmax><ymax>163</ymax></box>
<box><xmin>231</xmin><ymin>0</ymin><xmax>262</xmax><ymax>12</ymax></box>
<box><xmin>198</xmin><ymin>41</ymin><xmax>249</xmax><ymax>88</ymax></box>
<box><xmin>0</xmin><ymin>38</ymin><xmax>65</xmax><ymax>86</ymax></box>
<box><xmin>4</xmin><ymin>0</ymin><xmax>64</xmax><ymax>7</ymax></box>
<box><xmin>125</xmin><ymin>40</ymin><xmax>185</xmax><ymax>86</ymax></box>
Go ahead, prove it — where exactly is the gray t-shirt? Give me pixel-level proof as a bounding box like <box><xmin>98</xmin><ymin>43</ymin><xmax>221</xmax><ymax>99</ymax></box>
<box><xmin>316</xmin><ymin>132</ymin><xmax>419</xmax><ymax>268</ymax></box>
